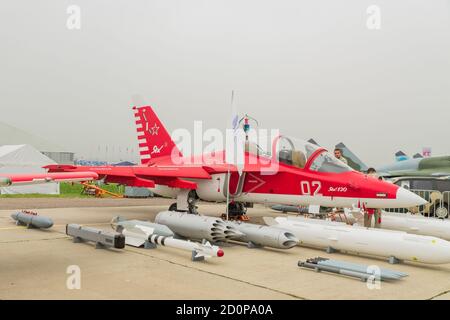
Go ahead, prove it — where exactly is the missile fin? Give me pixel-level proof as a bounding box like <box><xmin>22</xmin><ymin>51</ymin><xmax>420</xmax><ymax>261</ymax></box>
<box><xmin>125</xmin><ymin>237</ymin><xmax>146</xmax><ymax>247</ymax></box>
<box><xmin>191</xmin><ymin>250</ymin><xmax>207</xmax><ymax>261</ymax></box>
<box><xmin>262</xmin><ymin>217</ymin><xmax>278</xmax><ymax>226</ymax></box>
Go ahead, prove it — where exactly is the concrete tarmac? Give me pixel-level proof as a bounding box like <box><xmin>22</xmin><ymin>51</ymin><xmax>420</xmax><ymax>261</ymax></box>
<box><xmin>0</xmin><ymin>199</ymin><xmax>449</xmax><ymax>300</ymax></box>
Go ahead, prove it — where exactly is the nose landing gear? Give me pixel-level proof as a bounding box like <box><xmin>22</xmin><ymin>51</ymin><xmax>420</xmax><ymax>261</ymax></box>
<box><xmin>221</xmin><ymin>202</ymin><xmax>250</xmax><ymax>221</ymax></box>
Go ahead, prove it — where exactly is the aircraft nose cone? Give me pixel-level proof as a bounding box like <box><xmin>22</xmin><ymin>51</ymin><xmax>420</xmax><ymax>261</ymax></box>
<box><xmin>396</xmin><ymin>187</ymin><xmax>428</xmax><ymax>207</ymax></box>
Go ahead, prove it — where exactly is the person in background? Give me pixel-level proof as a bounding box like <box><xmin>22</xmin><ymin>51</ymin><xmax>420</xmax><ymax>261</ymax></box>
<box><xmin>334</xmin><ymin>148</ymin><xmax>348</xmax><ymax>165</ymax></box>
<box><xmin>364</xmin><ymin>167</ymin><xmax>382</xmax><ymax>228</ymax></box>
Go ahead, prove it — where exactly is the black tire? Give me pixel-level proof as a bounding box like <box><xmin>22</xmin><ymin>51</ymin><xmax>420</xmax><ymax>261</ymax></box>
<box><xmin>227</xmin><ymin>202</ymin><xmax>247</xmax><ymax>217</ymax></box>
<box><xmin>168</xmin><ymin>202</ymin><xmax>197</xmax><ymax>214</ymax></box>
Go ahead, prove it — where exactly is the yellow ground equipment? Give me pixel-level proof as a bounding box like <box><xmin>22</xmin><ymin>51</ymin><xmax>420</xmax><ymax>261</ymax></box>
<box><xmin>81</xmin><ymin>182</ymin><xmax>123</xmax><ymax>198</ymax></box>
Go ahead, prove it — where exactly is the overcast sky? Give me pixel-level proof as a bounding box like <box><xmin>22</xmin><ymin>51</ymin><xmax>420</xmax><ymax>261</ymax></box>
<box><xmin>0</xmin><ymin>0</ymin><xmax>449</xmax><ymax>166</ymax></box>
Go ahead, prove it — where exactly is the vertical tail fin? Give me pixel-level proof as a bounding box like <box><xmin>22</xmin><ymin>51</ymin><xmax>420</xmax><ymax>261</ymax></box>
<box><xmin>395</xmin><ymin>150</ymin><xmax>409</xmax><ymax>162</ymax></box>
<box><xmin>335</xmin><ymin>142</ymin><xmax>369</xmax><ymax>172</ymax></box>
<box><xmin>133</xmin><ymin>106</ymin><xmax>182</xmax><ymax>165</ymax></box>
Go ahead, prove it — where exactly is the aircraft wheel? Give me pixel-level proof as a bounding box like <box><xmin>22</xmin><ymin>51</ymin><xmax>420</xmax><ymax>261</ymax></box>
<box><xmin>227</xmin><ymin>202</ymin><xmax>247</xmax><ymax>218</ymax></box>
<box><xmin>187</xmin><ymin>190</ymin><xmax>199</xmax><ymax>215</ymax></box>
<box><xmin>434</xmin><ymin>203</ymin><xmax>449</xmax><ymax>219</ymax></box>
<box><xmin>168</xmin><ymin>202</ymin><xmax>198</xmax><ymax>214</ymax></box>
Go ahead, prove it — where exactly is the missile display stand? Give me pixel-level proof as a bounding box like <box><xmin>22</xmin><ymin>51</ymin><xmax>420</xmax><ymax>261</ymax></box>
<box><xmin>143</xmin><ymin>240</ymin><xmax>157</xmax><ymax>249</ymax></box>
<box><xmin>326</xmin><ymin>247</ymin><xmax>338</xmax><ymax>254</ymax></box>
<box><xmin>324</xmin><ymin>245</ymin><xmax>401</xmax><ymax>264</ymax></box>
<box><xmin>247</xmin><ymin>241</ymin><xmax>263</xmax><ymax>249</ymax></box>
<box><xmin>325</xmin><ymin>244</ymin><xmax>400</xmax><ymax>264</ymax></box>
<box><xmin>72</xmin><ymin>236</ymin><xmax>107</xmax><ymax>249</ymax></box>
<box><xmin>388</xmin><ymin>256</ymin><xmax>402</xmax><ymax>264</ymax></box>
<box><xmin>191</xmin><ymin>251</ymin><xmax>205</xmax><ymax>262</ymax></box>
<box><xmin>143</xmin><ymin>240</ymin><xmax>208</xmax><ymax>261</ymax></box>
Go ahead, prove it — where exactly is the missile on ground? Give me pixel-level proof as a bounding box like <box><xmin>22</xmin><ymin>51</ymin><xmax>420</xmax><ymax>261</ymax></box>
<box><xmin>315</xmin><ymin>258</ymin><xmax>408</xmax><ymax>280</ymax></box>
<box><xmin>298</xmin><ymin>257</ymin><xmax>407</xmax><ymax>282</ymax></box>
<box><xmin>377</xmin><ymin>211</ymin><xmax>450</xmax><ymax>241</ymax></box>
<box><xmin>0</xmin><ymin>177</ymin><xmax>11</xmax><ymax>187</ymax></box>
<box><xmin>334</xmin><ymin>210</ymin><xmax>450</xmax><ymax>241</ymax></box>
<box><xmin>11</xmin><ymin>211</ymin><xmax>53</xmax><ymax>229</ymax></box>
<box><xmin>111</xmin><ymin>216</ymin><xmax>174</xmax><ymax>247</ymax></box>
<box><xmin>227</xmin><ymin>221</ymin><xmax>299</xmax><ymax>249</ymax></box>
<box><xmin>264</xmin><ymin>216</ymin><xmax>450</xmax><ymax>264</ymax></box>
<box><xmin>147</xmin><ymin>234</ymin><xmax>224</xmax><ymax>261</ymax></box>
<box><xmin>271</xmin><ymin>205</ymin><xmax>309</xmax><ymax>214</ymax></box>
<box><xmin>110</xmin><ymin>217</ymin><xmax>224</xmax><ymax>261</ymax></box>
<box><xmin>155</xmin><ymin>211</ymin><xmax>244</xmax><ymax>243</ymax></box>
<box><xmin>66</xmin><ymin>224</ymin><xmax>125</xmax><ymax>249</ymax></box>
<box><xmin>299</xmin><ymin>260</ymin><xmax>377</xmax><ymax>281</ymax></box>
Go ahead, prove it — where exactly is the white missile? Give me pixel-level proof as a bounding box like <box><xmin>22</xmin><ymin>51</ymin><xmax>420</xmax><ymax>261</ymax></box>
<box><xmin>111</xmin><ymin>217</ymin><xmax>224</xmax><ymax>261</ymax></box>
<box><xmin>376</xmin><ymin>211</ymin><xmax>450</xmax><ymax>241</ymax></box>
<box><xmin>334</xmin><ymin>209</ymin><xmax>450</xmax><ymax>241</ymax></box>
<box><xmin>148</xmin><ymin>234</ymin><xmax>224</xmax><ymax>261</ymax></box>
<box><xmin>264</xmin><ymin>216</ymin><xmax>450</xmax><ymax>264</ymax></box>
<box><xmin>111</xmin><ymin>216</ymin><xmax>174</xmax><ymax>247</ymax></box>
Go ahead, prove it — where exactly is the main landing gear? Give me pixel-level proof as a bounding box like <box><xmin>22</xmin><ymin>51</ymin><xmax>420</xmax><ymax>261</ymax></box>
<box><xmin>169</xmin><ymin>190</ymin><xmax>199</xmax><ymax>214</ymax></box>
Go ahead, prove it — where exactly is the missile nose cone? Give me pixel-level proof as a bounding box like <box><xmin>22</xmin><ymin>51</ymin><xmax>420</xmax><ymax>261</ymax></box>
<box><xmin>396</xmin><ymin>187</ymin><xmax>428</xmax><ymax>207</ymax></box>
<box><xmin>217</xmin><ymin>249</ymin><xmax>224</xmax><ymax>257</ymax></box>
<box><xmin>42</xmin><ymin>218</ymin><xmax>54</xmax><ymax>228</ymax></box>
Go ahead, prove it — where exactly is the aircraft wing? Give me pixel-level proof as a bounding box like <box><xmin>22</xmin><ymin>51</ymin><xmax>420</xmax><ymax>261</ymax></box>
<box><xmin>44</xmin><ymin>164</ymin><xmax>227</xmax><ymax>190</ymax></box>
<box><xmin>0</xmin><ymin>172</ymin><xmax>99</xmax><ymax>187</ymax></box>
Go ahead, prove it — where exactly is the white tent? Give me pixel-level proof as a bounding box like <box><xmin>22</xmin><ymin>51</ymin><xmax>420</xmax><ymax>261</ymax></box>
<box><xmin>0</xmin><ymin>144</ymin><xmax>59</xmax><ymax>195</ymax></box>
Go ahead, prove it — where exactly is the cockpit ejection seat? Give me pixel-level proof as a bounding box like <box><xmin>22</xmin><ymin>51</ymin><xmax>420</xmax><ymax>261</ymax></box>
<box><xmin>278</xmin><ymin>149</ymin><xmax>307</xmax><ymax>168</ymax></box>
<box><xmin>292</xmin><ymin>150</ymin><xmax>306</xmax><ymax>168</ymax></box>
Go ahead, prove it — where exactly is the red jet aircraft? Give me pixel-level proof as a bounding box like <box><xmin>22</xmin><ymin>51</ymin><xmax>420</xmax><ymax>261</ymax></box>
<box><xmin>45</xmin><ymin>106</ymin><xmax>426</xmax><ymax>218</ymax></box>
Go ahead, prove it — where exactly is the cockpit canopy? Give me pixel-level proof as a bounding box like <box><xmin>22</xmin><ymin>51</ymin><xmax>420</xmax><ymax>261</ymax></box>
<box><xmin>275</xmin><ymin>136</ymin><xmax>319</xmax><ymax>169</ymax></box>
<box><xmin>243</xmin><ymin>135</ymin><xmax>353</xmax><ymax>173</ymax></box>
<box><xmin>309</xmin><ymin>150</ymin><xmax>352</xmax><ymax>173</ymax></box>
<box><xmin>274</xmin><ymin>136</ymin><xmax>353</xmax><ymax>173</ymax></box>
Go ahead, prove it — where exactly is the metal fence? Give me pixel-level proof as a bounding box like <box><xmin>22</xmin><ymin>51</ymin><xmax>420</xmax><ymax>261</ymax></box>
<box><xmin>384</xmin><ymin>189</ymin><xmax>450</xmax><ymax>219</ymax></box>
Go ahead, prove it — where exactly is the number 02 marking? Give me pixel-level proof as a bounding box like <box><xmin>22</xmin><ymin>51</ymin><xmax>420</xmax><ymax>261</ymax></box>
<box><xmin>301</xmin><ymin>181</ymin><xmax>322</xmax><ymax>195</ymax></box>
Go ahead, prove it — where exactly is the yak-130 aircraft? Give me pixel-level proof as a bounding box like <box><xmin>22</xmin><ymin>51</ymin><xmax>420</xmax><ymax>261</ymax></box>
<box><xmin>45</xmin><ymin>106</ymin><xmax>426</xmax><ymax>218</ymax></box>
